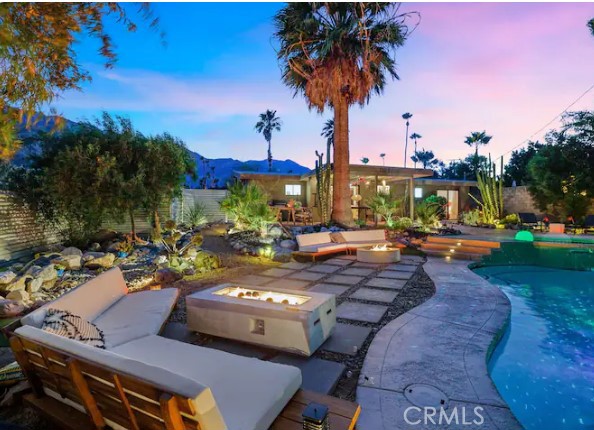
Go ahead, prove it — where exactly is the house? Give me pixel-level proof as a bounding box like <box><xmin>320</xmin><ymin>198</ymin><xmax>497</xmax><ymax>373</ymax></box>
<box><xmin>233</xmin><ymin>166</ymin><xmax>477</xmax><ymax>222</ymax></box>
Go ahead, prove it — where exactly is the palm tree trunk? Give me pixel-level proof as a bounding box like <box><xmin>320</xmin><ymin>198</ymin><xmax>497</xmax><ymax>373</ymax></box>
<box><xmin>413</xmin><ymin>138</ymin><xmax>417</xmax><ymax>168</ymax></box>
<box><xmin>129</xmin><ymin>209</ymin><xmax>136</xmax><ymax>241</ymax></box>
<box><xmin>267</xmin><ymin>138</ymin><xmax>272</xmax><ymax>172</ymax></box>
<box><xmin>331</xmin><ymin>97</ymin><xmax>354</xmax><ymax>227</ymax></box>
<box><xmin>404</xmin><ymin>122</ymin><xmax>409</xmax><ymax>167</ymax></box>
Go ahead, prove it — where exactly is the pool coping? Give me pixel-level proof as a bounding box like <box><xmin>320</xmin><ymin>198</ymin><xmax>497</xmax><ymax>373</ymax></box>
<box><xmin>356</xmin><ymin>257</ymin><xmax>523</xmax><ymax>429</ymax></box>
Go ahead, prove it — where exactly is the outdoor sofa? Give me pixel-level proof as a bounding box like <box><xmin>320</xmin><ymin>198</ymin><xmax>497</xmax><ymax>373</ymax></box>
<box><xmin>292</xmin><ymin>229</ymin><xmax>401</xmax><ymax>261</ymax></box>
<box><xmin>9</xmin><ymin>267</ymin><xmax>303</xmax><ymax>430</ymax></box>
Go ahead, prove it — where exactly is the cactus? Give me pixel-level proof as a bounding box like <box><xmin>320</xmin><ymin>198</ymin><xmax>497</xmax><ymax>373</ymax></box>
<box><xmin>469</xmin><ymin>155</ymin><xmax>504</xmax><ymax>224</ymax></box>
<box><xmin>315</xmin><ymin>141</ymin><xmax>332</xmax><ymax>224</ymax></box>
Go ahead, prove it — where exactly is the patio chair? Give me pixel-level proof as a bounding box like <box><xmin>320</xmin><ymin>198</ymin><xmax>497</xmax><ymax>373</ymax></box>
<box><xmin>294</xmin><ymin>207</ymin><xmax>313</xmax><ymax>225</ymax></box>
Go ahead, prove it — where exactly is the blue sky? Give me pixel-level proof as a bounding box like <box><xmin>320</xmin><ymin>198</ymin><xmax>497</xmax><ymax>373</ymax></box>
<box><xmin>55</xmin><ymin>3</ymin><xmax>594</xmax><ymax>168</ymax></box>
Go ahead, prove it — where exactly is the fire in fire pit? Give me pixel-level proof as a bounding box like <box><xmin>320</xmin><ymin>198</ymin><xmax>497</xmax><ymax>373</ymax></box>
<box><xmin>213</xmin><ymin>286</ymin><xmax>311</xmax><ymax>306</ymax></box>
<box><xmin>370</xmin><ymin>244</ymin><xmax>390</xmax><ymax>251</ymax></box>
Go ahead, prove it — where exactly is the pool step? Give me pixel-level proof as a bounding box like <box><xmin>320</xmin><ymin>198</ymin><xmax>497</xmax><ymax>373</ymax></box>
<box><xmin>425</xmin><ymin>236</ymin><xmax>501</xmax><ymax>249</ymax></box>
<box><xmin>420</xmin><ymin>242</ymin><xmax>493</xmax><ymax>255</ymax></box>
<box><xmin>421</xmin><ymin>236</ymin><xmax>499</xmax><ymax>260</ymax></box>
<box><xmin>421</xmin><ymin>249</ymin><xmax>484</xmax><ymax>261</ymax></box>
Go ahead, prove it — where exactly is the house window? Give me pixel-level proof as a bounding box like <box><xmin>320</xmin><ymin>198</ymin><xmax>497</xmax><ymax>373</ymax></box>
<box><xmin>285</xmin><ymin>184</ymin><xmax>302</xmax><ymax>196</ymax></box>
<box><xmin>377</xmin><ymin>185</ymin><xmax>391</xmax><ymax>194</ymax></box>
<box><xmin>414</xmin><ymin>187</ymin><xmax>423</xmax><ymax>198</ymax></box>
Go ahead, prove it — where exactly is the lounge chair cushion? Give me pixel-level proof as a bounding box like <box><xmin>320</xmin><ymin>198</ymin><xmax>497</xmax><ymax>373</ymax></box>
<box><xmin>344</xmin><ymin>240</ymin><xmax>392</xmax><ymax>248</ymax></box>
<box><xmin>298</xmin><ymin>243</ymin><xmax>347</xmax><ymax>253</ymax></box>
<box><xmin>296</xmin><ymin>232</ymin><xmax>333</xmax><ymax>248</ymax></box>
<box><xmin>21</xmin><ymin>267</ymin><xmax>128</xmax><ymax>328</ymax></box>
<box><xmin>15</xmin><ymin>325</ymin><xmax>226</xmax><ymax>430</ymax></box>
<box><xmin>518</xmin><ymin>213</ymin><xmax>538</xmax><ymax>224</ymax></box>
<box><xmin>93</xmin><ymin>288</ymin><xmax>179</xmax><ymax>349</ymax></box>
<box><xmin>335</xmin><ymin>230</ymin><xmax>386</xmax><ymax>242</ymax></box>
<box><xmin>113</xmin><ymin>335</ymin><xmax>302</xmax><ymax>430</ymax></box>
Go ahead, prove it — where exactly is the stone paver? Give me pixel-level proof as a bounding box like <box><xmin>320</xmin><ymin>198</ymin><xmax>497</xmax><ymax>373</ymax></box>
<box><xmin>321</xmin><ymin>323</ymin><xmax>372</xmax><ymax>356</ymax></box>
<box><xmin>350</xmin><ymin>288</ymin><xmax>398</xmax><ymax>303</ymax></box>
<box><xmin>261</xmin><ymin>267</ymin><xmax>296</xmax><ymax>278</ymax></box>
<box><xmin>307</xmin><ymin>264</ymin><xmax>344</xmax><ymax>274</ymax></box>
<box><xmin>376</xmin><ymin>270</ymin><xmax>413</xmax><ymax>280</ymax></box>
<box><xmin>365</xmin><ymin>277</ymin><xmax>407</xmax><ymax>290</ymax></box>
<box><xmin>233</xmin><ymin>275</ymin><xmax>273</xmax><ymax>286</ymax></box>
<box><xmin>161</xmin><ymin>322</ymin><xmax>200</xmax><ymax>344</ymax></box>
<box><xmin>341</xmin><ymin>267</ymin><xmax>375</xmax><ymax>277</ymax></box>
<box><xmin>308</xmin><ymin>283</ymin><xmax>351</xmax><ymax>296</ymax></box>
<box><xmin>280</xmin><ymin>262</ymin><xmax>312</xmax><ymax>270</ymax></box>
<box><xmin>271</xmin><ymin>355</ymin><xmax>345</xmax><ymax>394</ymax></box>
<box><xmin>206</xmin><ymin>338</ymin><xmax>270</xmax><ymax>360</ymax></box>
<box><xmin>288</xmin><ymin>271</ymin><xmax>326</xmax><ymax>282</ymax></box>
<box><xmin>266</xmin><ymin>278</ymin><xmax>310</xmax><ymax>290</ymax></box>
<box><xmin>326</xmin><ymin>274</ymin><xmax>364</xmax><ymax>285</ymax></box>
<box><xmin>336</xmin><ymin>255</ymin><xmax>357</xmax><ymax>260</ymax></box>
<box><xmin>385</xmin><ymin>263</ymin><xmax>417</xmax><ymax>272</ymax></box>
<box><xmin>351</xmin><ymin>262</ymin><xmax>383</xmax><ymax>268</ymax></box>
<box><xmin>400</xmin><ymin>255</ymin><xmax>424</xmax><ymax>263</ymax></box>
<box><xmin>356</xmin><ymin>258</ymin><xmax>522</xmax><ymax>430</ymax></box>
<box><xmin>325</xmin><ymin>258</ymin><xmax>354</xmax><ymax>266</ymax></box>
<box><xmin>336</xmin><ymin>302</ymin><xmax>388</xmax><ymax>323</ymax></box>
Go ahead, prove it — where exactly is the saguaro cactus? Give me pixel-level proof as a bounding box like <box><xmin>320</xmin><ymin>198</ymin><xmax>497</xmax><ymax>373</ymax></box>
<box><xmin>469</xmin><ymin>155</ymin><xmax>504</xmax><ymax>224</ymax></box>
<box><xmin>315</xmin><ymin>148</ymin><xmax>332</xmax><ymax>224</ymax></box>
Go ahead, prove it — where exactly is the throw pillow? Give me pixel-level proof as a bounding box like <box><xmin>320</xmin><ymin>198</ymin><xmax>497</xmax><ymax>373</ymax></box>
<box><xmin>330</xmin><ymin>232</ymin><xmax>346</xmax><ymax>243</ymax></box>
<box><xmin>42</xmin><ymin>309</ymin><xmax>105</xmax><ymax>349</ymax></box>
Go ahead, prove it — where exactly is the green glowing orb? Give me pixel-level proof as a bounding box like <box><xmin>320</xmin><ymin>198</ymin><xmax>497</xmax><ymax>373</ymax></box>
<box><xmin>515</xmin><ymin>230</ymin><xmax>534</xmax><ymax>242</ymax></box>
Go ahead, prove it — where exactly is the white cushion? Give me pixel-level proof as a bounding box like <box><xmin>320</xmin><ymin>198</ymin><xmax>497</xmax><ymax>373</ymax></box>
<box><xmin>339</xmin><ymin>230</ymin><xmax>386</xmax><ymax>242</ymax></box>
<box><xmin>93</xmin><ymin>288</ymin><xmax>179</xmax><ymax>349</ymax></box>
<box><xmin>21</xmin><ymin>267</ymin><xmax>128</xmax><ymax>328</ymax></box>
<box><xmin>345</xmin><ymin>240</ymin><xmax>392</xmax><ymax>248</ymax></box>
<box><xmin>298</xmin><ymin>243</ymin><xmax>347</xmax><ymax>253</ymax></box>
<box><xmin>113</xmin><ymin>335</ymin><xmax>302</xmax><ymax>430</ymax></box>
<box><xmin>296</xmin><ymin>232</ymin><xmax>333</xmax><ymax>247</ymax></box>
<box><xmin>14</xmin><ymin>326</ymin><xmax>227</xmax><ymax>430</ymax></box>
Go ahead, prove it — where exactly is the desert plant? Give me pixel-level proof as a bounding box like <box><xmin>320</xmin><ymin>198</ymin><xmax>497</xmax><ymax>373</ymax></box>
<box><xmin>415</xmin><ymin>201</ymin><xmax>441</xmax><ymax>229</ymax></box>
<box><xmin>185</xmin><ymin>201</ymin><xmax>208</xmax><ymax>227</ymax></box>
<box><xmin>367</xmin><ymin>192</ymin><xmax>403</xmax><ymax>228</ymax></box>
<box><xmin>220</xmin><ymin>182</ymin><xmax>276</xmax><ymax>235</ymax></box>
<box><xmin>469</xmin><ymin>156</ymin><xmax>503</xmax><ymax>225</ymax></box>
<box><xmin>498</xmin><ymin>213</ymin><xmax>519</xmax><ymax>226</ymax></box>
<box><xmin>461</xmin><ymin>209</ymin><xmax>483</xmax><ymax>226</ymax></box>
<box><xmin>424</xmin><ymin>195</ymin><xmax>448</xmax><ymax>219</ymax></box>
<box><xmin>315</xmin><ymin>149</ymin><xmax>332</xmax><ymax>224</ymax></box>
<box><xmin>392</xmin><ymin>216</ymin><xmax>413</xmax><ymax>231</ymax></box>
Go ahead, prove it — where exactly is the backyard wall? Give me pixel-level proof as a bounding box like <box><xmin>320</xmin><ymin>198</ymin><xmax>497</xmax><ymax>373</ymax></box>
<box><xmin>174</xmin><ymin>189</ymin><xmax>229</xmax><ymax>223</ymax></box>
<box><xmin>502</xmin><ymin>186</ymin><xmax>544</xmax><ymax>215</ymax></box>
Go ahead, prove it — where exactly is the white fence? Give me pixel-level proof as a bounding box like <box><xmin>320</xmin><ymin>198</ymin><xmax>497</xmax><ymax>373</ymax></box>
<box><xmin>174</xmin><ymin>189</ymin><xmax>229</xmax><ymax>224</ymax></box>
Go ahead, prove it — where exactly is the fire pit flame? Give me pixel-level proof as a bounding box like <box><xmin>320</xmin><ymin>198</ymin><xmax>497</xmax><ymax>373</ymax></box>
<box><xmin>371</xmin><ymin>244</ymin><xmax>390</xmax><ymax>251</ymax></box>
<box><xmin>214</xmin><ymin>286</ymin><xmax>310</xmax><ymax>306</ymax></box>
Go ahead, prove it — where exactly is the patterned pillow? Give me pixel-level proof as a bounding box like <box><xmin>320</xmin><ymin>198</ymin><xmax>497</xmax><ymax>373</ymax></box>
<box><xmin>42</xmin><ymin>309</ymin><xmax>105</xmax><ymax>349</ymax></box>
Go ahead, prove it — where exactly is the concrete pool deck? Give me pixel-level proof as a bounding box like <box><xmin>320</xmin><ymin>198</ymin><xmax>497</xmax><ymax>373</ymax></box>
<box><xmin>356</xmin><ymin>257</ymin><xmax>523</xmax><ymax>429</ymax></box>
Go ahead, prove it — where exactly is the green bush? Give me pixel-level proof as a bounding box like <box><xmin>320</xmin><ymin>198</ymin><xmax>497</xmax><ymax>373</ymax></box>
<box><xmin>185</xmin><ymin>201</ymin><xmax>208</xmax><ymax>227</ymax></box>
<box><xmin>461</xmin><ymin>209</ymin><xmax>482</xmax><ymax>226</ymax></box>
<box><xmin>220</xmin><ymin>182</ymin><xmax>276</xmax><ymax>235</ymax></box>
<box><xmin>498</xmin><ymin>213</ymin><xmax>519</xmax><ymax>225</ymax></box>
<box><xmin>415</xmin><ymin>201</ymin><xmax>441</xmax><ymax>229</ymax></box>
<box><xmin>367</xmin><ymin>192</ymin><xmax>403</xmax><ymax>228</ymax></box>
<box><xmin>392</xmin><ymin>217</ymin><xmax>413</xmax><ymax>231</ymax></box>
<box><xmin>424</xmin><ymin>195</ymin><xmax>448</xmax><ymax>219</ymax></box>
<box><xmin>194</xmin><ymin>250</ymin><xmax>221</xmax><ymax>273</ymax></box>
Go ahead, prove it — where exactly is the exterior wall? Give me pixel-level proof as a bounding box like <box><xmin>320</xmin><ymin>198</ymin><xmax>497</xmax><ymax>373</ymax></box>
<box><xmin>415</xmin><ymin>183</ymin><xmax>476</xmax><ymax>213</ymax></box>
<box><xmin>174</xmin><ymin>189</ymin><xmax>229</xmax><ymax>223</ymax></box>
<box><xmin>502</xmin><ymin>186</ymin><xmax>543</xmax><ymax>215</ymax></box>
<box><xmin>243</xmin><ymin>177</ymin><xmax>307</xmax><ymax>206</ymax></box>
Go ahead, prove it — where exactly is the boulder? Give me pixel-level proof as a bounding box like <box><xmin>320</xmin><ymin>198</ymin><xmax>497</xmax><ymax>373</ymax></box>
<box><xmin>152</xmin><ymin>255</ymin><xmax>168</xmax><ymax>266</ymax></box>
<box><xmin>0</xmin><ymin>299</ymin><xmax>25</xmax><ymax>318</ymax></box>
<box><xmin>3</xmin><ymin>276</ymin><xmax>31</xmax><ymax>293</ymax></box>
<box><xmin>83</xmin><ymin>252</ymin><xmax>115</xmax><ymax>269</ymax></box>
<box><xmin>88</xmin><ymin>242</ymin><xmax>102</xmax><ymax>252</ymax></box>
<box><xmin>0</xmin><ymin>271</ymin><xmax>17</xmax><ymax>286</ymax></box>
<box><xmin>61</xmin><ymin>247</ymin><xmax>83</xmax><ymax>257</ymax></box>
<box><xmin>51</xmin><ymin>255</ymin><xmax>82</xmax><ymax>271</ymax></box>
<box><xmin>6</xmin><ymin>289</ymin><xmax>30</xmax><ymax>304</ymax></box>
<box><xmin>27</xmin><ymin>278</ymin><xmax>43</xmax><ymax>294</ymax></box>
<box><xmin>280</xmin><ymin>239</ymin><xmax>297</xmax><ymax>250</ymax></box>
<box><xmin>194</xmin><ymin>251</ymin><xmax>221</xmax><ymax>273</ymax></box>
<box><xmin>267</xmin><ymin>225</ymin><xmax>283</xmax><ymax>239</ymax></box>
<box><xmin>154</xmin><ymin>268</ymin><xmax>183</xmax><ymax>284</ymax></box>
<box><xmin>30</xmin><ymin>264</ymin><xmax>57</xmax><ymax>283</ymax></box>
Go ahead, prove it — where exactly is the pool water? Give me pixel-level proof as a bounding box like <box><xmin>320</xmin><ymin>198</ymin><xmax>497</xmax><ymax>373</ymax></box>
<box><xmin>474</xmin><ymin>265</ymin><xmax>594</xmax><ymax>430</ymax></box>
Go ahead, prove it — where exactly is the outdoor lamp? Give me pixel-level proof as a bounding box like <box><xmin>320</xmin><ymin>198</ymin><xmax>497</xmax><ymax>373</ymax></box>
<box><xmin>302</xmin><ymin>402</ymin><xmax>329</xmax><ymax>430</ymax></box>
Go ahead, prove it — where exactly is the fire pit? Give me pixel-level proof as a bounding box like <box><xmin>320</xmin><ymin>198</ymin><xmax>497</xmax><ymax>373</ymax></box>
<box><xmin>186</xmin><ymin>284</ymin><xmax>335</xmax><ymax>356</ymax></box>
<box><xmin>356</xmin><ymin>244</ymin><xmax>401</xmax><ymax>264</ymax></box>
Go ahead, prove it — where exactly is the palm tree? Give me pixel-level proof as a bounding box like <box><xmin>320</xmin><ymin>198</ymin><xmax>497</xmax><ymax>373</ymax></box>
<box><xmin>380</xmin><ymin>153</ymin><xmax>386</xmax><ymax>166</ymax></box>
<box><xmin>402</xmin><ymin>112</ymin><xmax>413</xmax><ymax>167</ymax></box>
<box><xmin>411</xmin><ymin>148</ymin><xmax>443</xmax><ymax>169</ymax></box>
<box><xmin>275</xmin><ymin>3</ymin><xmax>411</xmax><ymax>226</ymax></box>
<box><xmin>588</xmin><ymin>18</ymin><xmax>594</xmax><ymax>36</ymax></box>
<box><xmin>465</xmin><ymin>131</ymin><xmax>492</xmax><ymax>173</ymax></box>
<box><xmin>361</xmin><ymin>157</ymin><xmax>370</xmax><ymax>164</ymax></box>
<box><xmin>254</xmin><ymin>109</ymin><xmax>282</xmax><ymax>172</ymax></box>
<box><xmin>409</xmin><ymin>132</ymin><xmax>422</xmax><ymax>167</ymax></box>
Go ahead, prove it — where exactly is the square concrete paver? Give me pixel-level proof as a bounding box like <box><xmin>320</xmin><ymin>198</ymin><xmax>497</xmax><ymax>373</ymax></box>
<box><xmin>307</xmin><ymin>264</ymin><xmax>343</xmax><ymax>274</ymax></box>
<box><xmin>308</xmin><ymin>283</ymin><xmax>351</xmax><ymax>296</ymax></box>
<box><xmin>161</xmin><ymin>322</ymin><xmax>200</xmax><ymax>344</ymax></box>
<box><xmin>325</xmin><ymin>258</ymin><xmax>354</xmax><ymax>266</ymax></box>
<box><xmin>351</xmin><ymin>262</ymin><xmax>383</xmax><ymax>268</ymax></box>
<box><xmin>233</xmin><ymin>275</ymin><xmax>273</xmax><ymax>286</ymax></box>
<box><xmin>336</xmin><ymin>302</ymin><xmax>388</xmax><ymax>323</ymax></box>
<box><xmin>385</xmin><ymin>263</ymin><xmax>417</xmax><ymax>273</ymax></box>
<box><xmin>321</xmin><ymin>323</ymin><xmax>371</xmax><ymax>356</ymax></box>
<box><xmin>376</xmin><ymin>270</ymin><xmax>413</xmax><ymax>280</ymax></box>
<box><xmin>350</xmin><ymin>288</ymin><xmax>398</xmax><ymax>303</ymax></box>
<box><xmin>266</xmin><ymin>278</ymin><xmax>310</xmax><ymax>290</ymax></box>
<box><xmin>261</xmin><ymin>268</ymin><xmax>296</xmax><ymax>278</ymax></box>
<box><xmin>400</xmin><ymin>255</ymin><xmax>425</xmax><ymax>263</ymax></box>
<box><xmin>206</xmin><ymin>338</ymin><xmax>270</xmax><ymax>359</ymax></box>
<box><xmin>326</xmin><ymin>274</ymin><xmax>364</xmax><ymax>285</ymax></box>
<box><xmin>289</xmin><ymin>271</ymin><xmax>326</xmax><ymax>282</ymax></box>
<box><xmin>342</xmin><ymin>267</ymin><xmax>375</xmax><ymax>277</ymax></box>
<box><xmin>271</xmin><ymin>356</ymin><xmax>345</xmax><ymax>394</ymax></box>
<box><xmin>365</xmin><ymin>277</ymin><xmax>407</xmax><ymax>290</ymax></box>
<box><xmin>280</xmin><ymin>262</ymin><xmax>312</xmax><ymax>270</ymax></box>
<box><xmin>336</xmin><ymin>254</ymin><xmax>357</xmax><ymax>260</ymax></box>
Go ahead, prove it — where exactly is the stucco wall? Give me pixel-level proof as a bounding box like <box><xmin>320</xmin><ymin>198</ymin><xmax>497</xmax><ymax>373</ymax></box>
<box><xmin>245</xmin><ymin>177</ymin><xmax>307</xmax><ymax>206</ymax></box>
<box><xmin>502</xmin><ymin>186</ymin><xmax>544</xmax><ymax>215</ymax></box>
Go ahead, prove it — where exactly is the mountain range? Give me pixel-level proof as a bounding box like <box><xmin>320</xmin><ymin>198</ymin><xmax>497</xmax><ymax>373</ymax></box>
<box><xmin>12</xmin><ymin>114</ymin><xmax>310</xmax><ymax>188</ymax></box>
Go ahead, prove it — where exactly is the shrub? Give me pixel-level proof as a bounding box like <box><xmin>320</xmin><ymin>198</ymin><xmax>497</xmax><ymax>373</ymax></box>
<box><xmin>415</xmin><ymin>201</ymin><xmax>441</xmax><ymax>229</ymax></box>
<box><xmin>185</xmin><ymin>201</ymin><xmax>208</xmax><ymax>227</ymax></box>
<box><xmin>367</xmin><ymin>192</ymin><xmax>403</xmax><ymax>227</ymax></box>
<box><xmin>499</xmin><ymin>213</ymin><xmax>519</xmax><ymax>225</ymax></box>
<box><xmin>392</xmin><ymin>217</ymin><xmax>413</xmax><ymax>231</ymax></box>
<box><xmin>424</xmin><ymin>195</ymin><xmax>448</xmax><ymax>219</ymax></box>
<box><xmin>461</xmin><ymin>209</ymin><xmax>482</xmax><ymax>226</ymax></box>
<box><xmin>220</xmin><ymin>182</ymin><xmax>276</xmax><ymax>235</ymax></box>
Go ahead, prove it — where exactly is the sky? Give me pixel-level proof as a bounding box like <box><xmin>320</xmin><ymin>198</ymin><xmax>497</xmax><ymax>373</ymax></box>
<box><xmin>54</xmin><ymin>2</ymin><xmax>594</xmax><ymax>169</ymax></box>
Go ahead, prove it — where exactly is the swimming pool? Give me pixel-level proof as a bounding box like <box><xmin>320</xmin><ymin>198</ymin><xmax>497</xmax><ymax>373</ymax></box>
<box><xmin>474</xmin><ymin>265</ymin><xmax>594</xmax><ymax>430</ymax></box>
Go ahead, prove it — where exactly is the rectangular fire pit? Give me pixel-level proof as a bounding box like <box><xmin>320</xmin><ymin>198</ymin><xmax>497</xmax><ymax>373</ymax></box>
<box><xmin>186</xmin><ymin>284</ymin><xmax>336</xmax><ymax>356</ymax></box>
